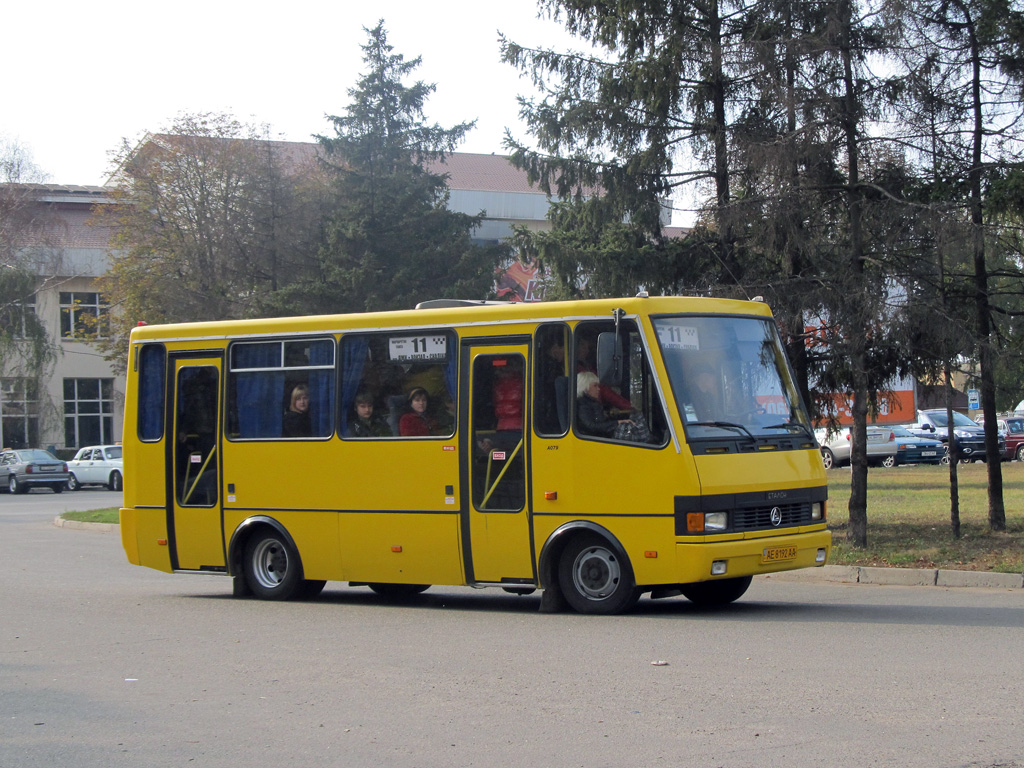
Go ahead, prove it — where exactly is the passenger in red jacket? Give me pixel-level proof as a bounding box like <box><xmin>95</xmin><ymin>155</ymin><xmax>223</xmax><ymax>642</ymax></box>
<box><xmin>493</xmin><ymin>363</ymin><xmax>524</xmax><ymax>431</ymax></box>
<box><xmin>399</xmin><ymin>387</ymin><xmax>440</xmax><ymax>436</ymax></box>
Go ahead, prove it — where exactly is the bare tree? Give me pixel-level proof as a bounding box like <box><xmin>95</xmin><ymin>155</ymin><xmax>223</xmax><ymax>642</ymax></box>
<box><xmin>96</xmin><ymin>112</ymin><xmax>330</xmax><ymax>360</ymax></box>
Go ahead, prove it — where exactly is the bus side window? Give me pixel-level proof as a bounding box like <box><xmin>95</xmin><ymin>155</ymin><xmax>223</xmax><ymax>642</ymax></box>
<box><xmin>534</xmin><ymin>324</ymin><xmax>569</xmax><ymax>436</ymax></box>
<box><xmin>137</xmin><ymin>344</ymin><xmax>166</xmax><ymax>441</ymax></box>
<box><xmin>340</xmin><ymin>332</ymin><xmax>456</xmax><ymax>439</ymax></box>
<box><xmin>227</xmin><ymin>338</ymin><xmax>334</xmax><ymax>440</ymax></box>
<box><xmin>573</xmin><ymin>320</ymin><xmax>667</xmax><ymax>447</ymax></box>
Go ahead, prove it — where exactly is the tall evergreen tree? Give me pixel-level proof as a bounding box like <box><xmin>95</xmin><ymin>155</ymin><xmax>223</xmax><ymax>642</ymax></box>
<box><xmin>500</xmin><ymin>0</ymin><xmax>754</xmax><ymax>292</ymax></box>
<box><xmin>286</xmin><ymin>22</ymin><xmax>506</xmax><ymax>314</ymax></box>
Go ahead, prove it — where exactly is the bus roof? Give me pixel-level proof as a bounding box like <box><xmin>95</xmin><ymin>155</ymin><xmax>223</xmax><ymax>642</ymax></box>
<box><xmin>128</xmin><ymin>295</ymin><xmax>773</xmax><ymax>344</ymax></box>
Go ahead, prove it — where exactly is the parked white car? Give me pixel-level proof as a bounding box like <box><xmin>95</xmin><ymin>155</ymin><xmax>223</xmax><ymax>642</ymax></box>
<box><xmin>67</xmin><ymin>445</ymin><xmax>123</xmax><ymax>491</ymax></box>
<box><xmin>814</xmin><ymin>426</ymin><xmax>898</xmax><ymax>469</ymax></box>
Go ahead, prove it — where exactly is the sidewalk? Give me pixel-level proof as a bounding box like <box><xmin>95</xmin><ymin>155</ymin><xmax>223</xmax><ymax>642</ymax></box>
<box><xmin>53</xmin><ymin>516</ymin><xmax>119</xmax><ymax>533</ymax></box>
<box><xmin>765</xmin><ymin>563</ymin><xmax>1024</xmax><ymax>589</ymax></box>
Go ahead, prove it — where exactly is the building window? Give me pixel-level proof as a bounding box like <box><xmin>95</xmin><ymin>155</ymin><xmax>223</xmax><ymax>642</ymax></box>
<box><xmin>1</xmin><ymin>378</ymin><xmax>40</xmax><ymax>449</ymax></box>
<box><xmin>64</xmin><ymin>378</ymin><xmax>114</xmax><ymax>448</ymax></box>
<box><xmin>1</xmin><ymin>295</ymin><xmax>37</xmax><ymax>339</ymax></box>
<box><xmin>60</xmin><ymin>292</ymin><xmax>109</xmax><ymax>339</ymax></box>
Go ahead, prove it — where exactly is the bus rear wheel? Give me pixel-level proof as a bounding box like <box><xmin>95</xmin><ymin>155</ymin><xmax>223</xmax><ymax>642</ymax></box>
<box><xmin>679</xmin><ymin>575</ymin><xmax>753</xmax><ymax>607</ymax></box>
<box><xmin>244</xmin><ymin>530</ymin><xmax>303</xmax><ymax>600</ymax></box>
<box><xmin>558</xmin><ymin>534</ymin><xmax>639</xmax><ymax>615</ymax></box>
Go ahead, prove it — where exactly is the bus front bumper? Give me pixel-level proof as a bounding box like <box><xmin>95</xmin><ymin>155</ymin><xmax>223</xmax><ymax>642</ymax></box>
<box><xmin>674</xmin><ymin>529</ymin><xmax>832</xmax><ymax>584</ymax></box>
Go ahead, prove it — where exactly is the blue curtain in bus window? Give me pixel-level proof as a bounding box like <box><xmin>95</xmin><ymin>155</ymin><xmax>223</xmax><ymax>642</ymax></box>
<box><xmin>308</xmin><ymin>341</ymin><xmax>335</xmax><ymax>437</ymax></box>
<box><xmin>138</xmin><ymin>345</ymin><xmax>166</xmax><ymax>441</ymax></box>
<box><xmin>445</xmin><ymin>345</ymin><xmax>457</xmax><ymax>399</ymax></box>
<box><xmin>232</xmin><ymin>343</ymin><xmax>284</xmax><ymax>438</ymax></box>
<box><xmin>340</xmin><ymin>337</ymin><xmax>368</xmax><ymax>435</ymax></box>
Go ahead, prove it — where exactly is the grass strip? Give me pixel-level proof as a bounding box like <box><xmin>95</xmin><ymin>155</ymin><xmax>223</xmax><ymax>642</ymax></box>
<box><xmin>826</xmin><ymin>461</ymin><xmax>1024</xmax><ymax>572</ymax></box>
<box><xmin>61</xmin><ymin>508</ymin><xmax>120</xmax><ymax>525</ymax></box>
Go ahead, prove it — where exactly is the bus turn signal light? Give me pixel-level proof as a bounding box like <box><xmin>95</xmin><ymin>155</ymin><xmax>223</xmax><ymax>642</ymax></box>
<box><xmin>544</xmin><ymin>491</ymin><xmax>557</xmax><ymax>500</ymax></box>
<box><xmin>391</xmin><ymin>546</ymin><xmax>403</xmax><ymax>553</ymax></box>
<box><xmin>644</xmin><ymin>551</ymin><xmax>658</xmax><ymax>558</ymax></box>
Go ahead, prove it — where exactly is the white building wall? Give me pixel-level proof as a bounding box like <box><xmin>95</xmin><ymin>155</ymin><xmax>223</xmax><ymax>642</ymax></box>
<box><xmin>0</xmin><ymin>187</ymin><xmax>125</xmax><ymax>453</ymax></box>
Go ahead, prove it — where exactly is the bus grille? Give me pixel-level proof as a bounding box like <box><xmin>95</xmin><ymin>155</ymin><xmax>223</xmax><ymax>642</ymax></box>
<box><xmin>674</xmin><ymin>488</ymin><xmax>826</xmax><ymax>536</ymax></box>
<box><xmin>731</xmin><ymin>502</ymin><xmax>814</xmax><ymax>531</ymax></box>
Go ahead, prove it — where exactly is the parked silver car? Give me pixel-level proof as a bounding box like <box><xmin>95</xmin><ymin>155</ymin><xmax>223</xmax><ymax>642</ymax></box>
<box><xmin>0</xmin><ymin>449</ymin><xmax>69</xmax><ymax>494</ymax></box>
<box><xmin>67</xmin><ymin>445</ymin><xmax>123</xmax><ymax>491</ymax></box>
<box><xmin>814</xmin><ymin>426</ymin><xmax>898</xmax><ymax>469</ymax></box>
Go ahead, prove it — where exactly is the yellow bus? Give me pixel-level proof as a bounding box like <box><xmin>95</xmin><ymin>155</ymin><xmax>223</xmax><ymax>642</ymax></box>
<box><xmin>119</xmin><ymin>296</ymin><xmax>830</xmax><ymax>614</ymax></box>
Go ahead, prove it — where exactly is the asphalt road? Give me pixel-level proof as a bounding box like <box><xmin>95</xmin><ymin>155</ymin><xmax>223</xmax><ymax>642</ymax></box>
<box><xmin>2</xmin><ymin>491</ymin><xmax>1023</xmax><ymax>768</ymax></box>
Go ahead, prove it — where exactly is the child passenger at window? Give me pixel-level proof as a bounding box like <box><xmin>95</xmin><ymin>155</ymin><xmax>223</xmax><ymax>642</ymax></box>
<box><xmin>350</xmin><ymin>392</ymin><xmax>391</xmax><ymax>437</ymax></box>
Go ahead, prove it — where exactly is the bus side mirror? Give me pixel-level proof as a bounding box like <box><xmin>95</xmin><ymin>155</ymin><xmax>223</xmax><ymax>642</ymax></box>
<box><xmin>597</xmin><ymin>332</ymin><xmax>622</xmax><ymax>385</ymax></box>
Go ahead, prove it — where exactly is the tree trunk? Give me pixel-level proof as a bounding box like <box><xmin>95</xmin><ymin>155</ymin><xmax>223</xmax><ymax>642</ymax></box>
<box><xmin>841</xmin><ymin>1</ymin><xmax>869</xmax><ymax>548</ymax></box>
<box><xmin>944</xmin><ymin>365</ymin><xmax>961</xmax><ymax>539</ymax></box>
<box><xmin>961</xmin><ymin>3</ymin><xmax>1005</xmax><ymax>530</ymax></box>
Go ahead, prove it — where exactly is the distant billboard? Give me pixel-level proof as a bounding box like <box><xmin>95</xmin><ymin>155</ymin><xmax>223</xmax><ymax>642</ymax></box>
<box><xmin>813</xmin><ymin>376</ymin><xmax>917</xmax><ymax>426</ymax></box>
<box><xmin>496</xmin><ymin>259</ymin><xmax>547</xmax><ymax>302</ymax></box>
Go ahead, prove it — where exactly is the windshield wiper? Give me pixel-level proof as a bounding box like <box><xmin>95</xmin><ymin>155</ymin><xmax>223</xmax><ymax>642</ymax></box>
<box><xmin>763</xmin><ymin>422</ymin><xmax>813</xmax><ymax>438</ymax></box>
<box><xmin>688</xmin><ymin>421</ymin><xmax>756</xmax><ymax>441</ymax></box>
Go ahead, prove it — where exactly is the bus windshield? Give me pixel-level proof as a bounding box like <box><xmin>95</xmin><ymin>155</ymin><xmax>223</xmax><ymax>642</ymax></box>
<box><xmin>652</xmin><ymin>315</ymin><xmax>812</xmax><ymax>439</ymax></box>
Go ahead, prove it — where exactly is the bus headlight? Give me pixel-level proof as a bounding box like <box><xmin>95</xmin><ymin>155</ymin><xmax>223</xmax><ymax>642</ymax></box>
<box><xmin>811</xmin><ymin>502</ymin><xmax>823</xmax><ymax>521</ymax></box>
<box><xmin>704</xmin><ymin>512</ymin><xmax>728</xmax><ymax>531</ymax></box>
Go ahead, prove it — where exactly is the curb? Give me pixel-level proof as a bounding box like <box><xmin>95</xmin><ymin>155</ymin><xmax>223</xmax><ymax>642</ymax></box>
<box><xmin>766</xmin><ymin>564</ymin><xmax>1024</xmax><ymax>589</ymax></box>
<box><xmin>53</xmin><ymin>519</ymin><xmax>1023</xmax><ymax>589</ymax></box>
<box><xmin>53</xmin><ymin>516</ymin><xmax>118</xmax><ymax>533</ymax></box>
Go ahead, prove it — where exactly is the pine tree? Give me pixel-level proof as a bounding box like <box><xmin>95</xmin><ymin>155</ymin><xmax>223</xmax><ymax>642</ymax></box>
<box><xmin>286</xmin><ymin>22</ymin><xmax>506</xmax><ymax>314</ymax></box>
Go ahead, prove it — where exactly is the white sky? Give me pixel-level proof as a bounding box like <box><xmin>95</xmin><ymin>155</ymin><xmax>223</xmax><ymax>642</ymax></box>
<box><xmin>4</xmin><ymin>0</ymin><xmax>576</xmax><ymax>186</ymax></box>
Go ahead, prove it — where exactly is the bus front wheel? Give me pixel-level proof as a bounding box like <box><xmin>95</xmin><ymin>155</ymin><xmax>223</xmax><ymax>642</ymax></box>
<box><xmin>558</xmin><ymin>534</ymin><xmax>639</xmax><ymax>615</ymax></box>
<box><xmin>679</xmin><ymin>575</ymin><xmax>753</xmax><ymax>606</ymax></box>
<box><xmin>244</xmin><ymin>530</ymin><xmax>303</xmax><ymax>600</ymax></box>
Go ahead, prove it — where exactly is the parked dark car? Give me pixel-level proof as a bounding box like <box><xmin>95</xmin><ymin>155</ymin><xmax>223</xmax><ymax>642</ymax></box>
<box><xmin>890</xmin><ymin>425</ymin><xmax>945</xmax><ymax>466</ymax></box>
<box><xmin>905</xmin><ymin>409</ymin><xmax>1002</xmax><ymax>463</ymax></box>
<box><xmin>0</xmin><ymin>449</ymin><xmax>69</xmax><ymax>494</ymax></box>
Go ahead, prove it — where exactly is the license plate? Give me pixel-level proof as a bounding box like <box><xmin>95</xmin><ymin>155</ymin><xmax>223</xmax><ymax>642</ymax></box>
<box><xmin>762</xmin><ymin>545</ymin><xmax>797</xmax><ymax>563</ymax></box>
<box><xmin>921</xmin><ymin>451</ymin><xmax>936</xmax><ymax>456</ymax></box>
<box><xmin>39</xmin><ymin>466</ymin><xmax>54</xmax><ymax>472</ymax></box>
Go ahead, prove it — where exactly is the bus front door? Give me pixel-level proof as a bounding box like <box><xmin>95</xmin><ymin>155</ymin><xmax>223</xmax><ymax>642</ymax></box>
<box><xmin>462</xmin><ymin>343</ymin><xmax>534</xmax><ymax>584</ymax></box>
<box><xmin>169</xmin><ymin>356</ymin><xmax>225</xmax><ymax>571</ymax></box>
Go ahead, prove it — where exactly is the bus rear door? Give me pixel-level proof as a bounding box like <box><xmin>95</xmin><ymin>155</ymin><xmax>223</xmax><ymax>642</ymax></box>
<box><xmin>461</xmin><ymin>342</ymin><xmax>534</xmax><ymax>584</ymax></box>
<box><xmin>169</xmin><ymin>355</ymin><xmax>225</xmax><ymax>571</ymax></box>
